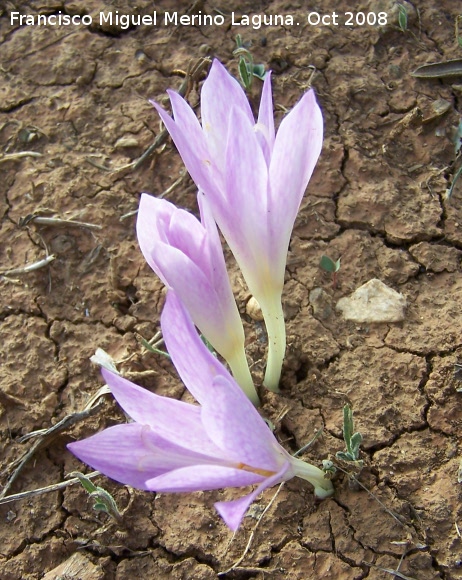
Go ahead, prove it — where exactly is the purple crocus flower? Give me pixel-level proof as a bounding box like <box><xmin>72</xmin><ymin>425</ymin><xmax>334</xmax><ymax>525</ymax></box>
<box><xmin>137</xmin><ymin>192</ymin><xmax>259</xmax><ymax>405</ymax></box>
<box><xmin>68</xmin><ymin>291</ymin><xmax>333</xmax><ymax>531</ymax></box>
<box><xmin>152</xmin><ymin>59</ymin><xmax>323</xmax><ymax>391</ymax></box>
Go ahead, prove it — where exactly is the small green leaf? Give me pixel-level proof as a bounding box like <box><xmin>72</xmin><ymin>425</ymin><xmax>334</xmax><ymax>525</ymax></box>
<box><xmin>72</xmin><ymin>472</ymin><xmax>98</xmax><ymax>495</ymax></box>
<box><xmin>350</xmin><ymin>432</ymin><xmax>363</xmax><ymax>457</ymax></box>
<box><xmin>139</xmin><ymin>337</ymin><xmax>171</xmax><ymax>358</ymax></box>
<box><xmin>337</xmin><ymin>405</ymin><xmax>363</xmax><ymax>462</ymax></box>
<box><xmin>93</xmin><ymin>501</ymin><xmax>109</xmax><ymax>513</ymax></box>
<box><xmin>342</xmin><ymin>404</ymin><xmax>354</xmax><ymax>453</ymax></box>
<box><xmin>200</xmin><ymin>334</ymin><xmax>217</xmax><ymax>356</ymax></box>
<box><xmin>71</xmin><ymin>472</ymin><xmax>122</xmax><ymax>522</ymax></box>
<box><xmin>89</xmin><ymin>488</ymin><xmax>122</xmax><ymax>521</ymax></box>
<box><xmin>336</xmin><ymin>451</ymin><xmax>353</xmax><ymax>462</ymax></box>
<box><xmin>445</xmin><ymin>164</ymin><xmax>462</xmax><ymax>201</ymax></box>
<box><xmin>238</xmin><ymin>57</ymin><xmax>252</xmax><ymax>90</ymax></box>
<box><xmin>454</xmin><ymin>120</ymin><xmax>462</xmax><ymax>157</ymax></box>
<box><xmin>397</xmin><ymin>4</ymin><xmax>408</xmax><ymax>31</ymax></box>
<box><xmin>456</xmin><ymin>16</ymin><xmax>462</xmax><ymax>48</ymax></box>
<box><xmin>334</xmin><ymin>258</ymin><xmax>341</xmax><ymax>272</ymax></box>
<box><xmin>320</xmin><ymin>255</ymin><xmax>337</xmax><ymax>273</ymax></box>
<box><xmin>322</xmin><ymin>459</ymin><xmax>337</xmax><ymax>475</ymax></box>
<box><xmin>252</xmin><ymin>64</ymin><xmax>266</xmax><ymax>81</ymax></box>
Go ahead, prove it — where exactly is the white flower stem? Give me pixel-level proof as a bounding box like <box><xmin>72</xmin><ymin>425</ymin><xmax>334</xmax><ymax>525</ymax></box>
<box><xmin>227</xmin><ymin>347</ymin><xmax>260</xmax><ymax>406</ymax></box>
<box><xmin>259</xmin><ymin>292</ymin><xmax>286</xmax><ymax>392</ymax></box>
<box><xmin>291</xmin><ymin>457</ymin><xmax>334</xmax><ymax>498</ymax></box>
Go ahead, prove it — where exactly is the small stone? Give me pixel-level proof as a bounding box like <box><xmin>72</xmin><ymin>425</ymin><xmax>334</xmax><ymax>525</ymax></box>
<box><xmin>246</xmin><ymin>296</ymin><xmax>264</xmax><ymax>321</ymax></box>
<box><xmin>114</xmin><ymin>135</ymin><xmax>139</xmax><ymax>149</ymax></box>
<box><xmin>309</xmin><ymin>287</ymin><xmax>333</xmax><ymax>320</ymax></box>
<box><xmin>336</xmin><ymin>279</ymin><xmax>406</xmax><ymax>323</ymax></box>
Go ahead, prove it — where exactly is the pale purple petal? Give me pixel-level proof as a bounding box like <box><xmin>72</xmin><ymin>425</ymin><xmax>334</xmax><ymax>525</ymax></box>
<box><xmin>67</xmin><ymin>424</ymin><xmax>192</xmax><ymax>489</ymax></box>
<box><xmin>268</xmin><ymin>90</ymin><xmax>323</xmax><ymax>260</ymax></box>
<box><xmin>201</xmin><ymin>376</ymin><xmax>286</xmax><ymax>470</ymax></box>
<box><xmin>69</xmin><ymin>425</ymin><xmax>156</xmax><ymax>489</ymax></box>
<box><xmin>197</xmin><ymin>193</ymin><xmax>226</xmax><ymax>289</ymax></box>
<box><xmin>161</xmin><ymin>291</ymin><xmax>236</xmax><ymax>405</ymax></box>
<box><xmin>164</xmin><ymin>204</ymin><xmax>208</xmax><ymax>269</ymax></box>
<box><xmin>256</xmin><ymin>70</ymin><xmax>275</xmax><ymax>163</ymax></box>
<box><xmin>214</xmin><ymin>462</ymin><xmax>291</xmax><ymax>531</ymax></box>
<box><xmin>201</xmin><ymin>59</ymin><xmax>254</xmax><ymax>162</ymax></box>
<box><xmin>68</xmin><ymin>423</ymin><xmax>231</xmax><ymax>489</ymax></box>
<box><xmin>146</xmin><ymin>464</ymin><xmax>262</xmax><ymax>493</ymax></box>
<box><xmin>100</xmin><ymin>368</ymin><xmax>223</xmax><ymax>456</ymax></box>
<box><xmin>225</xmin><ymin>106</ymin><xmax>268</xmax><ymax>217</ymax></box>
<box><xmin>197</xmin><ymin>192</ymin><xmax>245</xmax><ymax>336</ymax></box>
<box><xmin>137</xmin><ymin>194</ymin><xmax>207</xmax><ymax>285</ymax></box>
<box><xmin>167</xmin><ymin>90</ymin><xmax>205</xmax><ymax>146</ymax></box>
<box><xmin>138</xmin><ymin>195</ymin><xmax>245</xmax><ymax>364</ymax></box>
<box><xmin>151</xmin><ymin>98</ymin><xmax>217</xmax><ymax>194</ymax></box>
<box><xmin>155</xmin><ymin>247</ymin><xmax>240</xmax><ymax>356</ymax></box>
<box><xmin>205</xmin><ymin>107</ymin><xmax>269</xmax><ymax>290</ymax></box>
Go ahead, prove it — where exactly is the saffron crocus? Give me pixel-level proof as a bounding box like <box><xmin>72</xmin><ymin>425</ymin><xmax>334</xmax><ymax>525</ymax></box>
<box><xmin>152</xmin><ymin>59</ymin><xmax>323</xmax><ymax>391</ymax></box>
<box><xmin>68</xmin><ymin>291</ymin><xmax>333</xmax><ymax>531</ymax></box>
<box><xmin>137</xmin><ymin>192</ymin><xmax>259</xmax><ymax>405</ymax></box>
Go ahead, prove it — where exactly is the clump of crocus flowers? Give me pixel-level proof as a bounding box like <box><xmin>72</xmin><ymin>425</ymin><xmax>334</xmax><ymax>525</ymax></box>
<box><xmin>69</xmin><ymin>292</ymin><xmax>333</xmax><ymax>530</ymax></box>
<box><xmin>69</xmin><ymin>59</ymin><xmax>331</xmax><ymax>530</ymax></box>
<box><xmin>152</xmin><ymin>59</ymin><xmax>323</xmax><ymax>392</ymax></box>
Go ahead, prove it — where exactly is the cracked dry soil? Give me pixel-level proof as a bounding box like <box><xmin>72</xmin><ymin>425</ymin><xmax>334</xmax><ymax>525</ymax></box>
<box><xmin>1</xmin><ymin>0</ymin><xmax>462</xmax><ymax>578</ymax></box>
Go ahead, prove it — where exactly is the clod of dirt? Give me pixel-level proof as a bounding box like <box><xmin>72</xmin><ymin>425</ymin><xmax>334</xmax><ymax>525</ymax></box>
<box><xmin>409</xmin><ymin>241</ymin><xmax>462</xmax><ymax>273</ymax></box>
<box><xmin>336</xmin><ymin>278</ymin><xmax>406</xmax><ymax>322</ymax></box>
<box><xmin>42</xmin><ymin>552</ymin><xmax>104</xmax><ymax>580</ymax></box>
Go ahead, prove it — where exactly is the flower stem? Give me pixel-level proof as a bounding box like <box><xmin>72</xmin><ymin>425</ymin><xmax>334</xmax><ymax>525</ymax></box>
<box><xmin>259</xmin><ymin>293</ymin><xmax>285</xmax><ymax>392</ymax></box>
<box><xmin>227</xmin><ymin>347</ymin><xmax>260</xmax><ymax>406</ymax></box>
<box><xmin>291</xmin><ymin>457</ymin><xmax>334</xmax><ymax>498</ymax></box>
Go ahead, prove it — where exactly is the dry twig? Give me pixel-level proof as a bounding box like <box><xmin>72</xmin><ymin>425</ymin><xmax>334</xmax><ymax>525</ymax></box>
<box><xmin>0</xmin><ymin>387</ymin><xmax>110</xmax><ymax>499</ymax></box>
<box><xmin>0</xmin><ymin>254</ymin><xmax>56</xmax><ymax>276</ymax></box>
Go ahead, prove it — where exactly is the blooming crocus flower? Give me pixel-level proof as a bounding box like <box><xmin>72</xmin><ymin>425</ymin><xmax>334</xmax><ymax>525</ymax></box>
<box><xmin>68</xmin><ymin>291</ymin><xmax>333</xmax><ymax>531</ymax></box>
<box><xmin>137</xmin><ymin>192</ymin><xmax>259</xmax><ymax>405</ymax></box>
<box><xmin>151</xmin><ymin>59</ymin><xmax>323</xmax><ymax>392</ymax></box>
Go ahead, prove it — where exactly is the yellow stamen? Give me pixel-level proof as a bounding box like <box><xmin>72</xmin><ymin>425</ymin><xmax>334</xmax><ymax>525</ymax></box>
<box><xmin>235</xmin><ymin>462</ymin><xmax>276</xmax><ymax>477</ymax></box>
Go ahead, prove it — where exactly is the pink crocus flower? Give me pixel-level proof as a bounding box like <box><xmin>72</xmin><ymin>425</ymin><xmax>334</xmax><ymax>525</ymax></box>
<box><xmin>152</xmin><ymin>59</ymin><xmax>323</xmax><ymax>391</ymax></box>
<box><xmin>137</xmin><ymin>192</ymin><xmax>259</xmax><ymax>405</ymax></box>
<box><xmin>68</xmin><ymin>291</ymin><xmax>333</xmax><ymax>531</ymax></box>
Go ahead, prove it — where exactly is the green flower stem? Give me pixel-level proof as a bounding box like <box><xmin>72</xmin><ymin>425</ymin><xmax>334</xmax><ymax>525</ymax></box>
<box><xmin>291</xmin><ymin>457</ymin><xmax>334</xmax><ymax>499</ymax></box>
<box><xmin>227</xmin><ymin>346</ymin><xmax>260</xmax><ymax>406</ymax></box>
<box><xmin>259</xmin><ymin>293</ymin><xmax>286</xmax><ymax>392</ymax></box>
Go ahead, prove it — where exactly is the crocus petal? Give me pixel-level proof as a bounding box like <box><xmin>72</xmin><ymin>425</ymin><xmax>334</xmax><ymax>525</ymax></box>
<box><xmin>198</xmin><ymin>193</ymin><xmax>231</xmax><ymax>298</ymax></box>
<box><xmin>67</xmin><ymin>424</ymin><xmax>186</xmax><ymax>489</ymax></box>
<box><xmin>201</xmin><ymin>59</ymin><xmax>254</xmax><ymax>163</ymax></box>
<box><xmin>256</xmin><ymin>71</ymin><xmax>275</xmax><ymax>163</ymax></box>
<box><xmin>268</xmin><ymin>90</ymin><xmax>323</xmax><ymax>267</ymax></box>
<box><xmin>151</xmin><ymin>97</ymin><xmax>217</xmax><ymax>194</ymax></box>
<box><xmin>202</xmin><ymin>107</ymin><xmax>269</xmax><ymax>295</ymax></box>
<box><xmin>161</xmin><ymin>291</ymin><xmax>236</xmax><ymax>405</ymax></box>
<box><xmin>225</xmin><ymin>106</ymin><xmax>269</xmax><ymax>226</ymax></box>
<box><xmin>164</xmin><ymin>202</ymin><xmax>208</xmax><ymax>267</ymax></box>
<box><xmin>68</xmin><ymin>423</ymin><xmax>233</xmax><ymax>489</ymax></box>
<box><xmin>214</xmin><ymin>462</ymin><xmax>291</xmax><ymax>531</ymax></box>
<box><xmin>146</xmin><ymin>464</ymin><xmax>262</xmax><ymax>493</ymax></box>
<box><xmin>167</xmin><ymin>90</ymin><xmax>206</xmax><ymax>150</ymax></box>
<box><xmin>154</xmin><ymin>244</ymin><xmax>230</xmax><ymax>344</ymax></box>
<box><xmin>137</xmin><ymin>194</ymin><xmax>207</xmax><ymax>286</ymax></box>
<box><xmin>201</xmin><ymin>376</ymin><xmax>285</xmax><ymax>471</ymax></box>
<box><xmin>100</xmin><ymin>368</ymin><xmax>223</xmax><ymax>456</ymax></box>
<box><xmin>137</xmin><ymin>195</ymin><xmax>244</xmax><ymax>362</ymax></box>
